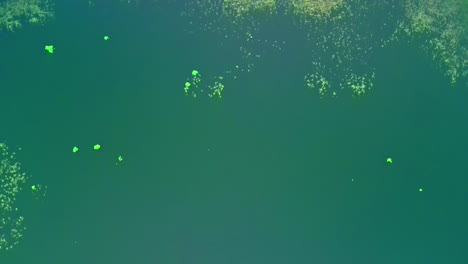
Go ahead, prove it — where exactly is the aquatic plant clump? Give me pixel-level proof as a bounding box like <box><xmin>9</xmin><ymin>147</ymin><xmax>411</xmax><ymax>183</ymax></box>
<box><xmin>184</xmin><ymin>70</ymin><xmax>202</xmax><ymax>98</ymax></box>
<box><xmin>297</xmin><ymin>0</ymin><xmax>402</xmax><ymax>97</ymax></box>
<box><xmin>221</xmin><ymin>0</ymin><xmax>277</xmax><ymax>23</ymax></box>
<box><xmin>393</xmin><ymin>0</ymin><xmax>467</xmax><ymax>85</ymax></box>
<box><xmin>0</xmin><ymin>0</ymin><xmax>54</xmax><ymax>32</ymax></box>
<box><xmin>288</xmin><ymin>0</ymin><xmax>344</xmax><ymax>23</ymax></box>
<box><xmin>0</xmin><ymin>143</ymin><xmax>28</xmax><ymax>251</ymax></box>
<box><xmin>208</xmin><ymin>79</ymin><xmax>225</xmax><ymax>98</ymax></box>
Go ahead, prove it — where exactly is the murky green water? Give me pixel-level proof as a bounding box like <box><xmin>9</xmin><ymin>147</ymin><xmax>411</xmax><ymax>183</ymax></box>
<box><xmin>1</xmin><ymin>1</ymin><xmax>467</xmax><ymax>263</ymax></box>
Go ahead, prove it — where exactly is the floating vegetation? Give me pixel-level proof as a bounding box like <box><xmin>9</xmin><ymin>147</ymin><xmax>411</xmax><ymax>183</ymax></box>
<box><xmin>181</xmin><ymin>0</ymin><xmax>401</xmax><ymax>98</ymax></box>
<box><xmin>291</xmin><ymin>0</ymin><xmax>403</xmax><ymax>98</ymax></box>
<box><xmin>181</xmin><ymin>0</ymin><xmax>283</xmax><ymax>98</ymax></box>
<box><xmin>0</xmin><ymin>143</ymin><xmax>28</xmax><ymax>251</ymax></box>
<box><xmin>288</xmin><ymin>0</ymin><xmax>344</xmax><ymax>23</ymax></box>
<box><xmin>183</xmin><ymin>69</ymin><xmax>225</xmax><ymax>99</ymax></box>
<box><xmin>181</xmin><ymin>0</ymin><xmax>466</xmax><ymax>99</ymax></box>
<box><xmin>0</xmin><ymin>0</ymin><xmax>54</xmax><ymax>32</ymax></box>
<box><xmin>392</xmin><ymin>0</ymin><xmax>467</xmax><ymax>85</ymax></box>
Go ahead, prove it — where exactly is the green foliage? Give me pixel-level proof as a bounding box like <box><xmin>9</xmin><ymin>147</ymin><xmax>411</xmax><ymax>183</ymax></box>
<box><xmin>0</xmin><ymin>0</ymin><xmax>54</xmax><ymax>32</ymax></box>
<box><xmin>397</xmin><ymin>0</ymin><xmax>467</xmax><ymax>85</ymax></box>
<box><xmin>288</xmin><ymin>0</ymin><xmax>344</xmax><ymax>24</ymax></box>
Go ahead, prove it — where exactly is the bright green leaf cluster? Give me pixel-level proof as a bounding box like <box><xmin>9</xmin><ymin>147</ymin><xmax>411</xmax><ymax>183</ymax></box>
<box><xmin>44</xmin><ymin>45</ymin><xmax>54</xmax><ymax>54</ymax></box>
